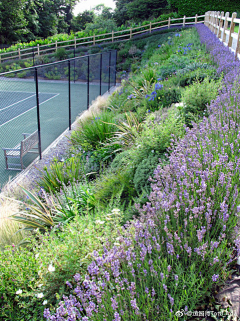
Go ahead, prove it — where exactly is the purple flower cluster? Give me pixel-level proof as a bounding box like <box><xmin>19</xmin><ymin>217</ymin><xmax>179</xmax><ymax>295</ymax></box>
<box><xmin>44</xmin><ymin>25</ymin><xmax>240</xmax><ymax>320</ymax></box>
<box><xmin>145</xmin><ymin>83</ymin><xmax>163</xmax><ymax>101</ymax></box>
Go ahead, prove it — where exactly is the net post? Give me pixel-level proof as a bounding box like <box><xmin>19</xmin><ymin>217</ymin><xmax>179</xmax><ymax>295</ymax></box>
<box><xmin>100</xmin><ymin>53</ymin><xmax>102</xmax><ymax>96</ymax></box>
<box><xmin>74</xmin><ymin>48</ymin><xmax>76</xmax><ymax>83</ymax></box>
<box><xmin>87</xmin><ymin>55</ymin><xmax>90</xmax><ymax>109</ymax></box>
<box><xmin>34</xmin><ymin>67</ymin><xmax>42</xmax><ymax>159</ymax></box>
<box><xmin>108</xmin><ymin>51</ymin><xmax>111</xmax><ymax>92</ymax></box>
<box><xmin>32</xmin><ymin>47</ymin><xmax>35</xmax><ymax>65</ymax></box>
<box><xmin>68</xmin><ymin>60</ymin><xmax>71</xmax><ymax>130</ymax></box>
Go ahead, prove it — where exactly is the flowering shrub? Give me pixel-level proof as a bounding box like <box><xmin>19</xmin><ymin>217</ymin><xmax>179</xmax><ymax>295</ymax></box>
<box><xmin>44</xmin><ymin>25</ymin><xmax>240</xmax><ymax>320</ymax></box>
<box><xmin>1</xmin><ymin>207</ymin><xmax>124</xmax><ymax>320</ymax></box>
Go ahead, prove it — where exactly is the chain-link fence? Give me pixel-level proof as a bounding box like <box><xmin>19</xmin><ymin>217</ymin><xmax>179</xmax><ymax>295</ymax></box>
<box><xmin>0</xmin><ymin>50</ymin><xmax>117</xmax><ymax>189</ymax></box>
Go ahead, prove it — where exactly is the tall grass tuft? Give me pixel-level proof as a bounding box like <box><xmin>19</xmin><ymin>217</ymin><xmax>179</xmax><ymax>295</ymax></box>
<box><xmin>0</xmin><ymin>198</ymin><xmax>25</xmax><ymax>249</ymax></box>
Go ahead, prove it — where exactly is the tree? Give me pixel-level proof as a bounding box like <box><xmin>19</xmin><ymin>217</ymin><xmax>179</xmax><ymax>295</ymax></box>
<box><xmin>113</xmin><ymin>0</ymin><xmax>132</xmax><ymax>26</ymax></box>
<box><xmin>23</xmin><ymin>0</ymin><xmax>41</xmax><ymax>41</ymax></box>
<box><xmin>167</xmin><ymin>0</ymin><xmax>240</xmax><ymax>16</ymax></box>
<box><xmin>126</xmin><ymin>0</ymin><xmax>168</xmax><ymax>22</ymax></box>
<box><xmin>113</xmin><ymin>0</ymin><xmax>168</xmax><ymax>25</ymax></box>
<box><xmin>84</xmin><ymin>4</ymin><xmax>117</xmax><ymax>33</ymax></box>
<box><xmin>35</xmin><ymin>0</ymin><xmax>78</xmax><ymax>37</ymax></box>
<box><xmin>71</xmin><ymin>10</ymin><xmax>94</xmax><ymax>32</ymax></box>
<box><xmin>0</xmin><ymin>0</ymin><xmax>28</xmax><ymax>44</ymax></box>
<box><xmin>93</xmin><ymin>4</ymin><xmax>114</xmax><ymax>20</ymax></box>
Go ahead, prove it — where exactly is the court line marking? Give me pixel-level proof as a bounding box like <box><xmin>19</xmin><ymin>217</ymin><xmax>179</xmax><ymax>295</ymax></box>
<box><xmin>0</xmin><ymin>93</ymin><xmax>60</xmax><ymax>128</ymax></box>
<box><xmin>0</xmin><ymin>92</ymin><xmax>57</xmax><ymax>111</ymax></box>
<box><xmin>0</xmin><ymin>90</ymin><xmax>59</xmax><ymax>95</ymax></box>
<box><xmin>0</xmin><ymin>93</ymin><xmax>36</xmax><ymax>111</ymax></box>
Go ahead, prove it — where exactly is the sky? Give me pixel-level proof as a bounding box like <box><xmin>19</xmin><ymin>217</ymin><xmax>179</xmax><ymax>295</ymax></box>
<box><xmin>73</xmin><ymin>0</ymin><xmax>116</xmax><ymax>15</ymax></box>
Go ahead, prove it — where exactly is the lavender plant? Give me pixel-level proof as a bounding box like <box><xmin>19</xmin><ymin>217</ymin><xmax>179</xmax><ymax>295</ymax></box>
<box><xmin>44</xmin><ymin>25</ymin><xmax>240</xmax><ymax>321</ymax></box>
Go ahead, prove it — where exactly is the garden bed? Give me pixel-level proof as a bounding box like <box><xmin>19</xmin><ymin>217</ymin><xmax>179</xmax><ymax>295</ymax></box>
<box><xmin>1</xmin><ymin>25</ymin><xmax>239</xmax><ymax>320</ymax></box>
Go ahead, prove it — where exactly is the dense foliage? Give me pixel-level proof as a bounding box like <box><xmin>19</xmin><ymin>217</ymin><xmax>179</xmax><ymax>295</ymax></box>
<box><xmin>113</xmin><ymin>0</ymin><xmax>169</xmax><ymax>25</ymax></box>
<box><xmin>167</xmin><ymin>0</ymin><xmax>240</xmax><ymax>16</ymax></box>
<box><xmin>1</xmin><ymin>27</ymin><xmax>229</xmax><ymax>320</ymax></box>
<box><xmin>0</xmin><ymin>0</ymin><xmax>78</xmax><ymax>44</ymax></box>
<box><xmin>43</xmin><ymin>25</ymin><xmax>240</xmax><ymax>321</ymax></box>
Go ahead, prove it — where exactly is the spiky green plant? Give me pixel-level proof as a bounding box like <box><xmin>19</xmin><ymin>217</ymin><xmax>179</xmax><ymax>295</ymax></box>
<box><xmin>10</xmin><ymin>187</ymin><xmax>56</xmax><ymax>233</ymax></box>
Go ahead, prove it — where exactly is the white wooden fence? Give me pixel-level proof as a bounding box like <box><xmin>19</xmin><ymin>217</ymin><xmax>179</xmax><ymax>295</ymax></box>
<box><xmin>204</xmin><ymin>11</ymin><xmax>240</xmax><ymax>59</ymax></box>
<box><xmin>0</xmin><ymin>14</ymin><xmax>205</xmax><ymax>63</ymax></box>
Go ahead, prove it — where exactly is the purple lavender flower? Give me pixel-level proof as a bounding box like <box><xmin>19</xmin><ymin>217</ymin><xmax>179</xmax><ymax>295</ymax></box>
<box><xmin>113</xmin><ymin>312</ymin><xmax>121</xmax><ymax>321</ymax></box>
<box><xmin>163</xmin><ymin>284</ymin><xmax>167</xmax><ymax>292</ymax></box>
<box><xmin>212</xmin><ymin>274</ymin><xmax>219</xmax><ymax>282</ymax></box>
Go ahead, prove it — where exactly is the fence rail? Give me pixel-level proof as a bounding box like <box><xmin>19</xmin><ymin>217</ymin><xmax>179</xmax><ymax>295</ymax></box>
<box><xmin>0</xmin><ymin>14</ymin><xmax>206</xmax><ymax>64</ymax></box>
<box><xmin>204</xmin><ymin>11</ymin><xmax>240</xmax><ymax>59</ymax></box>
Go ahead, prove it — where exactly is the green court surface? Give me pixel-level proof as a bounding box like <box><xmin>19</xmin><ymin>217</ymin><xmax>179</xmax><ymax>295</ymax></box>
<box><xmin>0</xmin><ymin>78</ymin><xmax>108</xmax><ymax>189</ymax></box>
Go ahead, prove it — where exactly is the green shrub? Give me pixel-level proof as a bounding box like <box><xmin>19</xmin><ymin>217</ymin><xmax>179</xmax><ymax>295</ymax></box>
<box><xmin>39</xmin><ymin>156</ymin><xmax>85</xmax><ymax>194</ymax></box>
<box><xmin>181</xmin><ymin>77</ymin><xmax>221</xmax><ymax>126</ymax></box>
<box><xmin>0</xmin><ymin>207</ymin><xmax>123</xmax><ymax>320</ymax></box>
<box><xmin>118</xmin><ymin>48</ymin><xmax>129</xmax><ymax>61</ymax></box>
<box><xmin>133</xmin><ymin>153</ymin><xmax>165</xmax><ymax>193</ymax></box>
<box><xmin>44</xmin><ymin>67</ymin><xmax>62</xmax><ymax>80</ymax></box>
<box><xmin>110</xmin><ymin>149</ymin><xmax>132</xmax><ymax>173</ymax></box>
<box><xmin>177</xmin><ymin>68</ymin><xmax>218</xmax><ymax>87</ymax></box>
<box><xmin>70</xmin><ymin>111</ymin><xmax>116</xmax><ymax>151</ymax></box>
<box><xmin>16</xmin><ymin>71</ymin><xmax>27</xmax><ymax>78</ymax></box>
<box><xmin>54</xmin><ymin>47</ymin><xmax>67</xmax><ymax>61</ymax></box>
<box><xmin>156</xmin><ymin>85</ymin><xmax>182</xmax><ymax>108</ymax></box>
<box><xmin>133</xmin><ymin>106</ymin><xmax>185</xmax><ymax>160</ymax></box>
<box><xmin>24</xmin><ymin>61</ymin><xmax>33</xmax><ymax>68</ymax></box>
<box><xmin>56</xmin><ymin>182</ymin><xmax>96</xmax><ymax>218</ymax></box>
<box><xmin>93</xmin><ymin>169</ymin><xmax>135</xmax><ymax>205</ymax></box>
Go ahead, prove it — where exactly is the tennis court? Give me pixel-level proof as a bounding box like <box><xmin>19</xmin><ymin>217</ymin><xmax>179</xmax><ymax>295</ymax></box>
<box><xmin>0</xmin><ymin>51</ymin><xmax>117</xmax><ymax>188</ymax></box>
<box><xmin>0</xmin><ymin>78</ymin><xmax>108</xmax><ymax>188</ymax></box>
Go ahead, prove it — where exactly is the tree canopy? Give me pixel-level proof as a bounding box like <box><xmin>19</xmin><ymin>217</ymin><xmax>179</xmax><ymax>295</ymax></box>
<box><xmin>0</xmin><ymin>0</ymin><xmax>78</xmax><ymax>44</ymax></box>
<box><xmin>167</xmin><ymin>0</ymin><xmax>240</xmax><ymax>16</ymax></box>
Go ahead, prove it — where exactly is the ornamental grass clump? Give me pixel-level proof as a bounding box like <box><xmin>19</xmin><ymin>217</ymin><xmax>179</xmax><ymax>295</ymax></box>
<box><xmin>44</xmin><ymin>26</ymin><xmax>240</xmax><ymax>320</ymax></box>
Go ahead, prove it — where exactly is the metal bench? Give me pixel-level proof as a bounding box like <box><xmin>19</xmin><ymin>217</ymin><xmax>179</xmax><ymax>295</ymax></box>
<box><xmin>3</xmin><ymin>130</ymin><xmax>39</xmax><ymax>170</ymax></box>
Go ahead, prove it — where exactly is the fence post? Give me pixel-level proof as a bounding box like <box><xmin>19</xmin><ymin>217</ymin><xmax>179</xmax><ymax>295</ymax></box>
<box><xmin>235</xmin><ymin>22</ymin><xmax>240</xmax><ymax>59</ymax></box>
<box><xmin>18</xmin><ymin>48</ymin><xmax>21</xmax><ymax>59</ymax></box>
<box><xmin>150</xmin><ymin>22</ymin><xmax>152</xmax><ymax>33</ymax></box>
<box><xmin>74</xmin><ymin>49</ymin><xmax>76</xmax><ymax>83</ymax></box>
<box><xmin>87</xmin><ymin>55</ymin><xmax>90</xmax><ymax>109</ymax></box>
<box><xmin>55</xmin><ymin>41</ymin><xmax>58</xmax><ymax>52</ymax></box>
<box><xmin>208</xmin><ymin>12</ymin><xmax>212</xmax><ymax>31</ymax></box>
<box><xmin>217</xmin><ymin>12</ymin><xmax>224</xmax><ymax>38</ymax></box>
<box><xmin>228</xmin><ymin>12</ymin><xmax>237</xmax><ymax>48</ymax></box>
<box><xmin>216</xmin><ymin>11</ymin><xmax>220</xmax><ymax>34</ymax></box>
<box><xmin>183</xmin><ymin>15</ymin><xmax>186</xmax><ymax>27</ymax></box>
<box><xmin>168</xmin><ymin>17</ymin><xmax>171</xmax><ymax>29</ymax></box>
<box><xmin>93</xmin><ymin>34</ymin><xmax>95</xmax><ymax>45</ymax></box>
<box><xmin>37</xmin><ymin>44</ymin><xmax>40</xmax><ymax>55</ymax></box>
<box><xmin>205</xmin><ymin>11</ymin><xmax>210</xmax><ymax>27</ymax></box>
<box><xmin>112</xmin><ymin>30</ymin><xmax>114</xmax><ymax>42</ymax></box>
<box><xmin>214</xmin><ymin>11</ymin><xmax>218</xmax><ymax>33</ymax></box>
<box><xmin>213</xmin><ymin>11</ymin><xmax>217</xmax><ymax>34</ymax></box>
<box><xmin>99</xmin><ymin>53</ymin><xmax>102</xmax><ymax>96</ymax></box>
<box><xmin>204</xmin><ymin>11</ymin><xmax>208</xmax><ymax>26</ymax></box>
<box><xmin>114</xmin><ymin>50</ymin><xmax>117</xmax><ymax>86</ymax></box>
<box><xmin>68</xmin><ymin>60</ymin><xmax>71</xmax><ymax>130</ymax></box>
<box><xmin>195</xmin><ymin>14</ymin><xmax>198</xmax><ymax>24</ymax></box>
<box><xmin>34</xmin><ymin>67</ymin><xmax>42</xmax><ymax>160</ymax></box>
<box><xmin>0</xmin><ymin>54</ymin><xmax>1</xmax><ymax>63</ymax></box>
<box><xmin>108</xmin><ymin>51</ymin><xmax>111</xmax><ymax>92</ymax></box>
<box><xmin>74</xmin><ymin>37</ymin><xmax>76</xmax><ymax>49</ymax></box>
<box><xmin>130</xmin><ymin>27</ymin><xmax>132</xmax><ymax>39</ymax></box>
<box><xmin>209</xmin><ymin>12</ymin><xmax>212</xmax><ymax>31</ymax></box>
<box><xmin>222</xmin><ymin>12</ymin><xmax>229</xmax><ymax>43</ymax></box>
